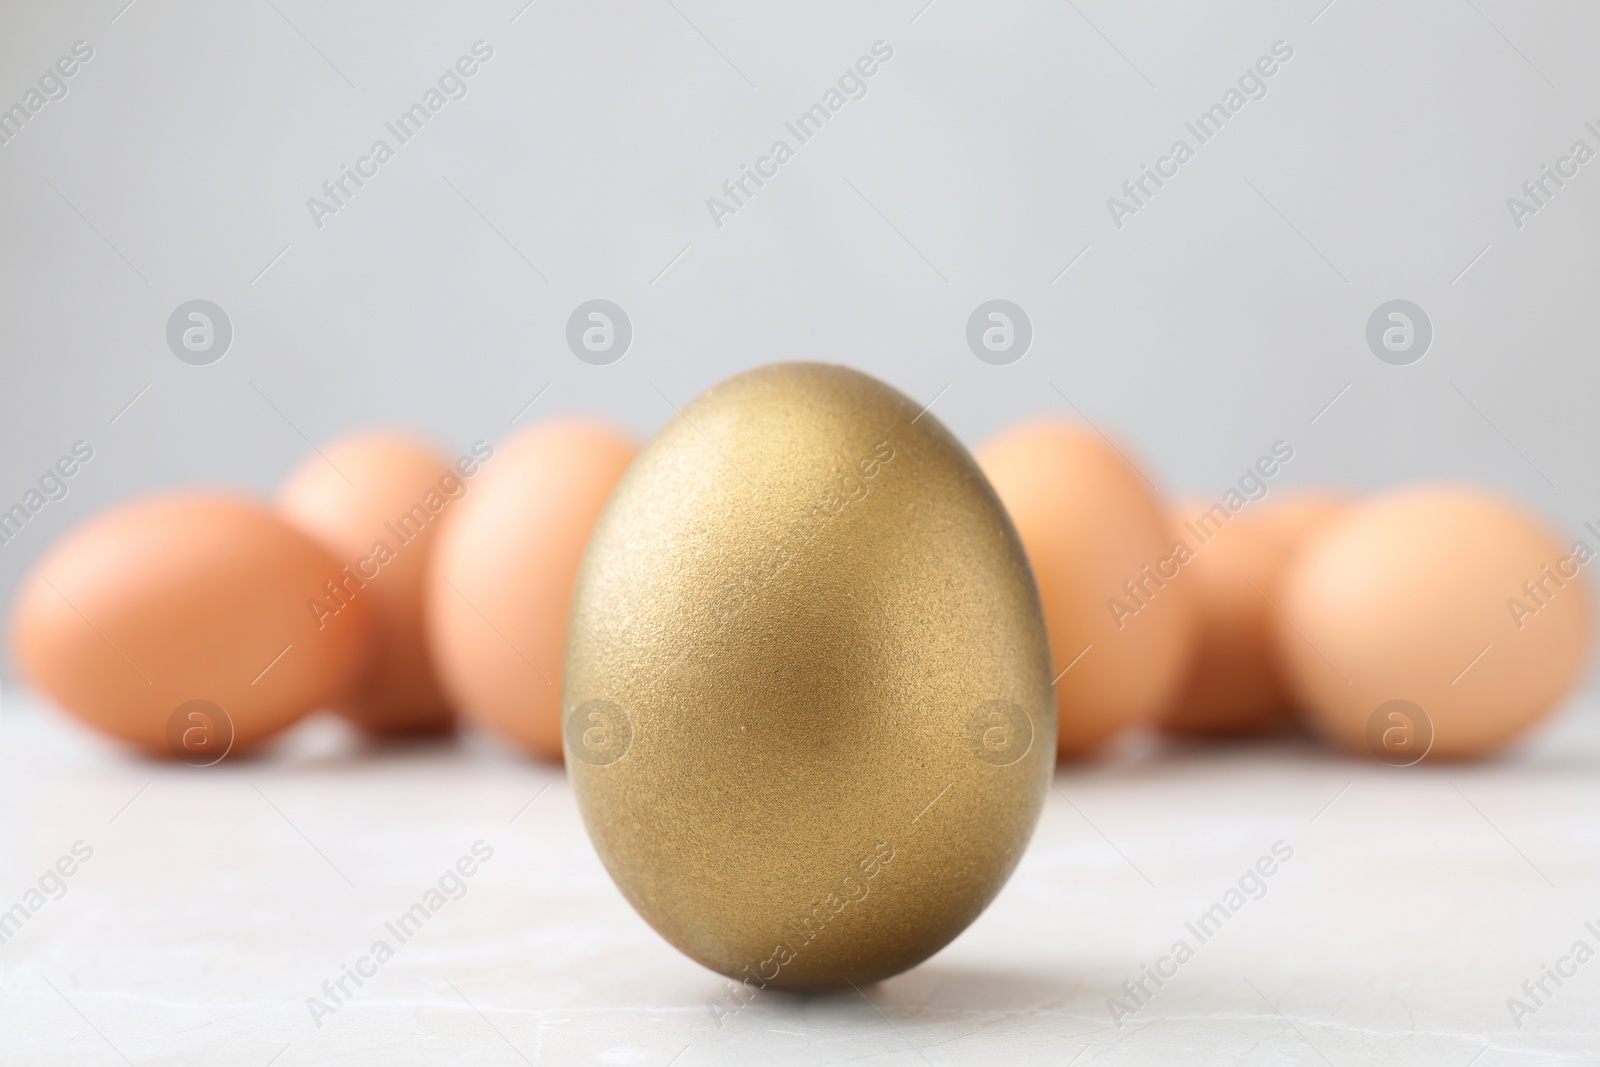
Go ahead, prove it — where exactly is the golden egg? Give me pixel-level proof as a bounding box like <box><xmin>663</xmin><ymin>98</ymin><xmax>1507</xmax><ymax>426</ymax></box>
<box><xmin>564</xmin><ymin>364</ymin><xmax>1053</xmax><ymax>990</ymax></box>
<box><xmin>1276</xmin><ymin>486</ymin><xmax>1593</xmax><ymax>760</ymax></box>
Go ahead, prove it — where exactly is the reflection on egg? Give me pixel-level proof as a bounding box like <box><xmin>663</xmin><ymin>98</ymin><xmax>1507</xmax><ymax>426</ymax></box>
<box><xmin>427</xmin><ymin>420</ymin><xmax>636</xmax><ymax>760</ymax></box>
<box><xmin>979</xmin><ymin>420</ymin><xmax>1195</xmax><ymax>757</ymax></box>
<box><xmin>1162</xmin><ymin>493</ymin><xmax>1347</xmax><ymax>737</ymax></box>
<box><xmin>280</xmin><ymin>431</ymin><xmax>467</xmax><ymax>734</ymax></box>
<box><xmin>1276</xmin><ymin>486</ymin><xmax>1593</xmax><ymax>759</ymax></box>
<box><xmin>566</xmin><ymin>364</ymin><xmax>1054</xmax><ymax>989</ymax></box>
<box><xmin>10</xmin><ymin>494</ymin><xmax>373</xmax><ymax>757</ymax></box>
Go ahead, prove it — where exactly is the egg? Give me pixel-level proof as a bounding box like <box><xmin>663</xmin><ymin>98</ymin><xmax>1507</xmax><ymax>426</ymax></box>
<box><xmin>1275</xmin><ymin>486</ymin><xmax>1593</xmax><ymax>760</ymax></box>
<box><xmin>1161</xmin><ymin>493</ymin><xmax>1348</xmax><ymax>737</ymax></box>
<box><xmin>427</xmin><ymin>420</ymin><xmax>636</xmax><ymax>760</ymax></box>
<box><xmin>279</xmin><ymin>431</ymin><xmax>462</xmax><ymax>734</ymax></box>
<box><xmin>10</xmin><ymin>494</ymin><xmax>374</xmax><ymax>758</ymax></box>
<box><xmin>978</xmin><ymin>419</ymin><xmax>1195</xmax><ymax>757</ymax></box>
<box><xmin>565</xmin><ymin>363</ymin><xmax>1054</xmax><ymax>990</ymax></box>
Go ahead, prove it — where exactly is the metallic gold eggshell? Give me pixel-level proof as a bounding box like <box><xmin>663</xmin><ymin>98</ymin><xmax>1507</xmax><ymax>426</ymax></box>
<box><xmin>564</xmin><ymin>363</ymin><xmax>1054</xmax><ymax>990</ymax></box>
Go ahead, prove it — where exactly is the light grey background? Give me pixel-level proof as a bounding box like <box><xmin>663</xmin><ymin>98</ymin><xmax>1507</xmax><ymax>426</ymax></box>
<box><xmin>3</xmin><ymin>0</ymin><xmax>1598</xmax><ymax>668</ymax></box>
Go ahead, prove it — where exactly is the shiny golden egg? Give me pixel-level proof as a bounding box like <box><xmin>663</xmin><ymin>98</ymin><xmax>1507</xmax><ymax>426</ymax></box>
<box><xmin>564</xmin><ymin>363</ymin><xmax>1054</xmax><ymax>990</ymax></box>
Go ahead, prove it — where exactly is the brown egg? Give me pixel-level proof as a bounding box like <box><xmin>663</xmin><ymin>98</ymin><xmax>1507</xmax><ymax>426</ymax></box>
<box><xmin>280</xmin><ymin>431</ymin><xmax>468</xmax><ymax>734</ymax></box>
<box><xmin>978</xmin><ymin>420</ymin><xmax>1195</xmax><ymax>757</ymax></box>
<box><xmin>1162</xmin><ymin>493</ymin><xmax>1348</xmax><ymax>737</ymax></box>
<box><xmin>426</xmin><ymin>420</ymin><xmax>636</xmax><ymax>760</ymax></box>
<box><xmin>1276</xmin><ymin>486</ymin><xmax>1594</xmax><ymax>760</ymax></box>
<box><xmin>10</xmin><ymin>494</ymin><xmax>374</xmax><ymax>758</ymax></box>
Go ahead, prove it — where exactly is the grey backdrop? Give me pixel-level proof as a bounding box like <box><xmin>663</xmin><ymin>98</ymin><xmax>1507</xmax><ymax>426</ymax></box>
<box><xmin>3</xmin><ymin>0</ymin><xmax>1598</xmax><ymax>681</ymax></box>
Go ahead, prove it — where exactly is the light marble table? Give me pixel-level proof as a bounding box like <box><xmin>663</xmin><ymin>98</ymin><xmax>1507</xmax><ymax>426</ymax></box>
<box><xmin>2</xmin><ymin>687</ymin><xmax>1596</xmax><ymax>1066</ymax></box>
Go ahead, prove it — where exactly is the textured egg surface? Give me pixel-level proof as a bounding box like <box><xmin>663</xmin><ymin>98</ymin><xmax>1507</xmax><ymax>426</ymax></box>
<box><xmin>565</xmin><ymin>363</ymin><xmax>1054</xmax><ymax>990</ymax></box>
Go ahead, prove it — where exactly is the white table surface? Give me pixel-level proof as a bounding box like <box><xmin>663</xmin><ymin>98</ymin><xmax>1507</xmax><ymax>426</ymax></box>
<box><xmin>2</xmin><ymin>687</ymin><xmax>1597</xmax><ymax>1066</ymax></box>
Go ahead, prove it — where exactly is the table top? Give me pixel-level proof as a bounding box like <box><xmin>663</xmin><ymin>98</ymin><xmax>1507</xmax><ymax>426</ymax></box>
<box><xmin>2</xmin><ymin>688</ymin><xmax>1596</xmax><ymax>1066</ymax></box>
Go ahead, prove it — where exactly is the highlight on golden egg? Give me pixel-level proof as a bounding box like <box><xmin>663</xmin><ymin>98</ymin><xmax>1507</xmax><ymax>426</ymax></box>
<box><xmin>565</xmin><ymin>363</ymin><xmax>1055</xmax><ymax>990</ymax></box>
<box><xmin>279</xmin><ymin>430</ymin><xmax>467</xmax><ymax>735</ymax></box>
<box><xmin>978</xmin><ymin>419</ymin><xmax>1196</xmax><ymax>758</ymax></box>
<box><xmin>1274</xmin><ymin>486</ymin><xmax>1594</xmax><ymax>761</ymax></box>
<box><xmin>10</xmin><ymin>493</ymin><xmax>375</xmax><ymax>759</ymax></box>
<box><xmin>426</xmin><ymin>419</ymin><xmax>637</xmax><ymax>761</ymax></box>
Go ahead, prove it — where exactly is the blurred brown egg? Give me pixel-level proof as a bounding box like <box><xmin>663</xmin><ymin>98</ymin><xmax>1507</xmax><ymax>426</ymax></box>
<box><xmin>978</xmin><ymin>420</ymin><xmax>1195</xmax><ymax>757</ymax></box>
<box><xmin>1275</xmin><ymin>486</ymin><xmax>1593</xmax><ymax>760</ymax></box>
<box><xmin>1162</xmin><ymin>493</ymin><xmax>1348</xmax><ymax>737</ymax></box>
<box><xmin>10</xmin><ymin>494</ymin><xmax>374</xmax><ymax>759</ymax></box>
<box><xmin>280</xmin><ymin>431</ymin><xmax>469</xmax><ymax>734</ymax></box>
<box><xmin>426</xmin><ymin>420</ymin><xmax>636</xmax><ymax>760</ymax></box>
